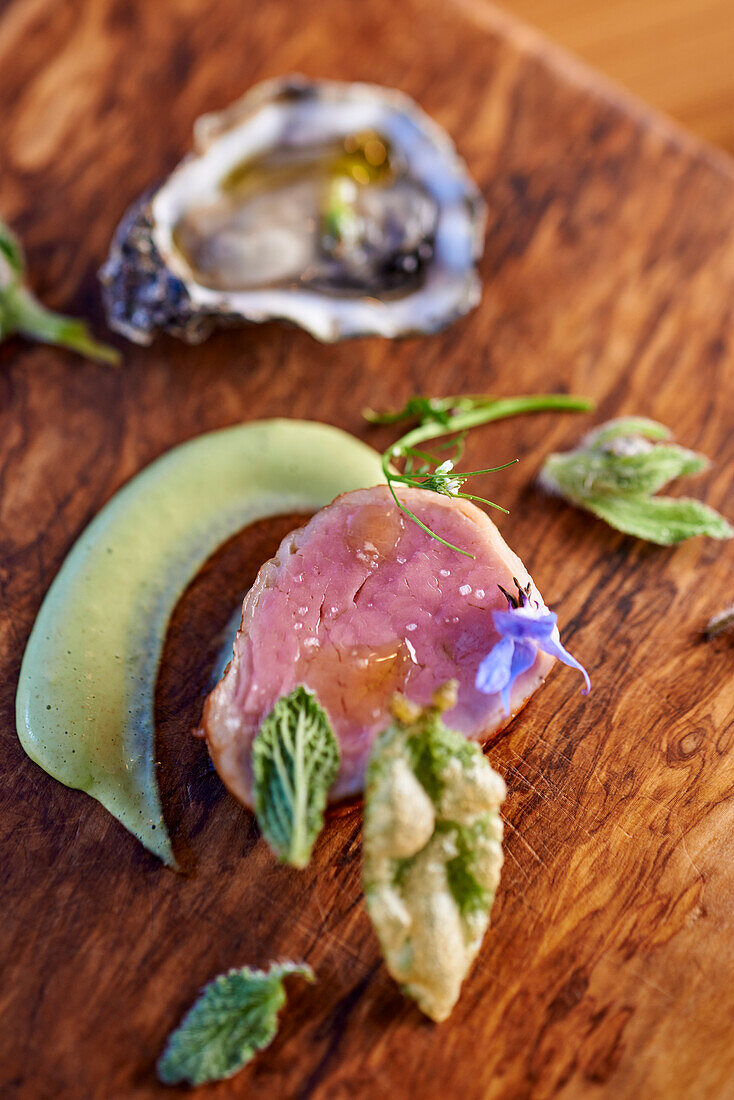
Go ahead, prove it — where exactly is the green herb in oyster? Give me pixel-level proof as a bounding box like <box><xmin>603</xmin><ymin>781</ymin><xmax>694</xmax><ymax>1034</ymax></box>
<box><xmin>252</xmin><ymin>686</ymin><xmax>340</xmax><ymax>867</ymax></box>
<box><xmin>539</xmin><ymin>417</ymin><xmax>732</xmax><ymax>545</ymax></box>
<box><xmin>322</xmin><ymin>176</ymin><xmax>360</xmax><ymax>247</ymax></box>
<box><xmin>0</xmin><ymin>220</ymin><xmax>119</xmax><ymax>364</ymax></box>
<box><xmin>157</xmin><ymin>962</ymin><xmax>314</xmax><ymax>1086</ymax></box>
<box><xmin>365</xmin><ymin>392</ymin><xmax>593</xmax><ymax>557</ymax></box>
<box><xmin>363</xmin><ymin>684</ymin><xmax>506</xmax><ymax>1022</ymax></box>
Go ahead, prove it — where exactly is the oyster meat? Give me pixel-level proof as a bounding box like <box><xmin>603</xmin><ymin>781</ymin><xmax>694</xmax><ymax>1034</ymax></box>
<box><xmin>100</xmin><ymin>77</ymin><xmax>486</xmax><ymax>344</ymax></box>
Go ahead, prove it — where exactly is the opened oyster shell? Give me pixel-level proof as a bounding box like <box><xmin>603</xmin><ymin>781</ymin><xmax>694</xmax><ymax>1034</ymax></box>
<box><xmin>100</xmin><ymin>76</ymin><xmax>486</xmax><ymax>344</ymax></box>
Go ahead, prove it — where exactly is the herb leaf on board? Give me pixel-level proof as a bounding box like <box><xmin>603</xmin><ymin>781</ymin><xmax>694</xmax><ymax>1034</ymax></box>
<box><xmin>365</xmin><ymin>393</ymin><xmax>593</xmax><ymax>557</ymax></box>
<box><xmin>539</xmin><ymin>417</ymin><xmax>732</xmax><ymax>545</ymax></box>
<box><xmin>583</xmin><ymin>493</ymin><xmax>732</xmax><ymax>544</ymax></box>
<box><xmin>0</xmin><ymin>220</ymin><xmax>119</xmax><ymax>364</ymax></box>
<box><xmin>252</xmin><ymin>686</ymin><xmax>340</xmax><ymax>867</ymax></box>
<box><xmin>157</xmin><ymin>962</ymin><xmax>314</xmax><ymax>1086</ymax></box>
<box><xmin>363</xmin><ymin>683</ymin><xmax>506</xmax><ymax>1022</ymax></box>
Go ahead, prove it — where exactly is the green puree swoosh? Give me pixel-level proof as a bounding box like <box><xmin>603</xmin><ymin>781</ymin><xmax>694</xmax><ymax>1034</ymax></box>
<box><xmin>16</xmin><ymin>420</ymin><xmax>385</xmax><ymax>866</ymax></box>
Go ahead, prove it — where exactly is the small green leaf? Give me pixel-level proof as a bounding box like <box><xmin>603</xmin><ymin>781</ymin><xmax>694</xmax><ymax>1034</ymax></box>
<box><xmin>252</xmin><ymin>686</ymin><xmax>340</xmax><ymax>867</ymax></box>
<box><xmin>540</xmin><ymin>417</ymin><xmax>731</xmax><ymax>545</ymax></box>
<box><xmin>0</xmin><ymin>221</ymin><xmax>25</xmax><ymax>283</ymax></box>
<box><xmin>543</xmin><ymin>445</ymin><xmax>707</xmax><ymax>500</ymax></box>
<box><xmin>157</xmin><ymin>962</ymin><xmax>314</xmax><ymax>1086</ymax></box>
<box><xmin>585</xmin><ymin>493</ymin><xmax>733</xmax><ymax>545</ymax></box>
<box><xmin>363</xmin><ymin>395</ymin><xmax>456</xmax><ymax>426</ymax></box>
<box><xmin>605</xmin><ymin>446</ymin><xmax>707</xmax><ymax>494</ymax></box>
<box><xmin>0</xmin><ymin>219</ymin><xmax>120</xmax><ymax>364</ymax></box>
<box><xmin>322</xmin><ymin>175</ymin><xmax>360</xmax><ymax>245</ymax></box>
<box><xmin>584</xmin><ymin>416</ymin><xmax>670</xmax><ymax>446</ymax></box>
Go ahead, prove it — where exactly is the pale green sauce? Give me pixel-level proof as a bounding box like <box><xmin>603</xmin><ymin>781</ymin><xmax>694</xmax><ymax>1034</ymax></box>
<box><xmin>16</xmin><ymin>420</ymin><xmax>385</xmax><ymax>866</ymax></box>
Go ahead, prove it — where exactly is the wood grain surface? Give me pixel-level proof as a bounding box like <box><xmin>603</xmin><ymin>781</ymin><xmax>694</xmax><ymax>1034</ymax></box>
<box><xmin>1</xmin><ymin>1</ymin><xmax>733</xmax><ymax>1097</ymax></box>
<box><xmin>500</xmin><ymin>0</ymin><xmax>734</xmax><ymax>157</ymax></box>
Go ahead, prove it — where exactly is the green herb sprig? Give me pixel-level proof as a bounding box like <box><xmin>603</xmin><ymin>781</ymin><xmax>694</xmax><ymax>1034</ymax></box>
<box><xmin>0</xmin><ymin>220</ymin><xmax>119</xmax><ymax>364</ymax></box>
<box><xmin>252</xmin><ymin>686</ymin><xmax>340</xmax><ymax>867</ymax></box>
<box><xmin>322</xmin><ymin>176</ymin><xmax>360</xmax><ymax>247</ymax></box>
<box><xmin>539</xmin><ymin>417</ymin><xmax>732</xmax><ymax>545</ymax></box>
<box><xmin>157</xmin><ymin>962</ymin><xmax>314</xmax><ymax>1086</ymax></box>
<box><xmin>365</xmin><ymin>393</ymin><xmax>593</xmax><ymax>557</ymax></box>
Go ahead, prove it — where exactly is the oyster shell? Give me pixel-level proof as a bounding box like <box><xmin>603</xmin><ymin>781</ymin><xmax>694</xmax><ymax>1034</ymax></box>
<box><xmin>100</xmin><ymin>77</ymin><xmax>486</xmax><ymax>344</ymax></box>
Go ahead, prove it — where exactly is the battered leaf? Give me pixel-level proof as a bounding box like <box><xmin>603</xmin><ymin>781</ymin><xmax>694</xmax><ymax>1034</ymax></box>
<box><xmin>252</xmin><ymin>686</ymin><xmax>340</xmax><ymax>867</ymax></box>
<box><xmin>157</xmin><ymin>962</ymin><xmax>314</xmax><ymax>1086</ymax></box>
<box><xmin>363</xmin><ymin>685</ymin><xmax>506</xmax><ymax>1022</ymax></box>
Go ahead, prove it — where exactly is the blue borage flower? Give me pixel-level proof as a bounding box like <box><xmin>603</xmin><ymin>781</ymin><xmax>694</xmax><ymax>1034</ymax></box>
<box><xmin>476</xmin><ymin>580</ymin><xmax>590</xmax><ymax>713</ymax></box>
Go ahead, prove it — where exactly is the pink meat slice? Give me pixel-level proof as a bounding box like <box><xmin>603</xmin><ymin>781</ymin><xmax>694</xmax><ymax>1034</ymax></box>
<box><xmin>202</xmin><ymin>485</ymin><xmax>554</xmax><ymax>806</ymax></box>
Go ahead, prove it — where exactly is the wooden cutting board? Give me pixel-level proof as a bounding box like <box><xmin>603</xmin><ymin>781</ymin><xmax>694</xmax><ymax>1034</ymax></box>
<box><xmin>1</xmin><ymin>1</ymin><xmax>733</xmax><ymax>1097</ymax></box>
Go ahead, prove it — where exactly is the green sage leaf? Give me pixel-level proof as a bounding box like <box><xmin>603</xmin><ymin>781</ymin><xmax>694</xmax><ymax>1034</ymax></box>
<box><xmin>543</xmin><ymin>445</ymin><xmax>707</xmax><ymax>500</ymax></box>
<box><xmin>540</xmin><ymin>417</ymin><xmax>731</xmax><ymax>545</ymax></box>
<box><xmin>157</xmin><ymin>962</ymin><xmax>314</xmax><ymax>1086</ymax></box>
<box><xmin>252</xmin><ymin>686</ymin><xmax>340</xmax><ymax>867</ymax></box>
<box><xmin>583</xmin><ymin>416</ymin><xmax>670</xmax><ymax>446</ymax></box>
<box><xmin>584</xmin><ymin>493</ymin><xmax>733</xmax><ymax>545</ymax></box>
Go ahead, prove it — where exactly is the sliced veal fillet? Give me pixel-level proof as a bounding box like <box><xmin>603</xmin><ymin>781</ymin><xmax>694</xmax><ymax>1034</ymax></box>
<box><xmin>202</xmin><ymin>485</ymin><xmax>554</xmax><ymax>805</ymax></box>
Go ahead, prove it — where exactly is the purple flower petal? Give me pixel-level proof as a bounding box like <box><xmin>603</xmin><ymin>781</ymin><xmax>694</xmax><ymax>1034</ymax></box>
<box><xmin>492</xmin><ymin>608</ymin><xmax>557</xmax><ymax>641</ymax></box>
<box><xmin>500</xmin><ymin>638</ymin><xmax>537</xmax><ymax>714</ymax></box>
<box><xmin>538</xmin><ymin>635</ymin><xmax>591</xmax><ymax>695</ymax></box>
<box><xmin>475</xmin><ymin>636</ymin><xmax>515</xmax><ymax>695</ymax></box>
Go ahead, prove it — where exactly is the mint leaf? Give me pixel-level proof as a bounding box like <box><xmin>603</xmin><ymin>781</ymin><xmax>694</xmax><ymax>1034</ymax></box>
<box><xmin>540</xmin><ymin>417</ymin><xmax>731</xmax><ymax>545</ymax></box>
<box><xmin>252</xmin><ymin>686</ymin><xmax>340</xmax><ymax>867</ymax></box>
<box><xmin>585</xmin><ymin>493</ymin><xmax>733</xmax><ymax>545</ymax></box>
<box><xmin>157</xmin><ymin>962</ymin><xmax>314</xmax><ymax>1086</ymax></box>
<box><xmin>0</xmin><ymin>218</ymin><xmax>120</xmax><ymax>364</ymax></box>
<box><xmin>363</xmin><ymin>686</ymin><xmax>506</xmax><ymax>1022</ymax></box>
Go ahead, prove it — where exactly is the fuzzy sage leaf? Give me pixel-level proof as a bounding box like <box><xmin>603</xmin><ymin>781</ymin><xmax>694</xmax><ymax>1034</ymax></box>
<box><xmin>252</xmin><ymin>686</ymin><xmax>339</xmax><ymax>867</ymax></box>
<box><xmin>582</xmin><ymin>493</ymin><xmax>732</xmax><ymax>544</ymax></box>
<box><xmin>157</xmin><ymin>962</ymin><xmax>314</xmax><ymax>1086</ymax></box>
<box><xmin>0</xmin><ymin>220</ymin><xmax>119</xmax><ymax>364</ymax></box>
<box><xmin>540</xmin><ymin>417</ymin><xmax>732</xmax><ymax>545</ymax></box>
